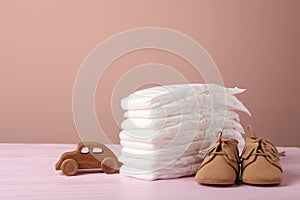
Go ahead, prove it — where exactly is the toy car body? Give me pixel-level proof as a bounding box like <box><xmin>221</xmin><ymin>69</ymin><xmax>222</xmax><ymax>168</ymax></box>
<box><xmin>55</xmin><ymin>142</ymin><xmax>121</xmax><ymax>176</ymax></box>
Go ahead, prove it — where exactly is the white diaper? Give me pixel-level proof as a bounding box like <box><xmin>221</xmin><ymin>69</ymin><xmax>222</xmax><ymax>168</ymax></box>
<box><xmin>124</xmin><ymin>106</ymin><xmax>241</xmax><ymax>121</ymax></box>
<box><xmin>119</xmin><ymin>84</ymin><xmax>250</xmax><ymax>180</ymax></box>
<box><xmin>120</xmin><ymin>140</ymin><xmax>211</xmax><ymax>161</ymax></box>
<box><xmin>120</xmin><ymin>128</ymin><xmax>244</xmax><ymax>150</ymax></box>
<box><xmin>120</xmin><ymin>133</ymin><xmax>206</xmax><ymax>150</ymax></box>
<box><xmin>121</xmin><ymin>114</ymin><xmax>197</xmax><ymax>130</ymax></box>
<box><xmin>118</xmin><ymin>154</ymin><xmax>203</xmax><ymax>171</ymax></box>
<box><xmin>120</xmin><ymin>163</ymin><xmax>201</xmax><ymax>181</ymax></box>
<box><xmin>121</xmin><ymin>115</ymin><xmax>245</xmax><ymax>133</ymax></box>
<box><xmin>121</xmin><ymin>84</ymin><xmax>246</xmax><ymax>110</ymax></box>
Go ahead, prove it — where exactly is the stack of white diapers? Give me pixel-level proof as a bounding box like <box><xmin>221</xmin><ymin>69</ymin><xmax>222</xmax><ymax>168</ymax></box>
<box><xmin>118</xmin><ymin>84</ymin><xmax>251</xmax><ymax>180</ymax></box>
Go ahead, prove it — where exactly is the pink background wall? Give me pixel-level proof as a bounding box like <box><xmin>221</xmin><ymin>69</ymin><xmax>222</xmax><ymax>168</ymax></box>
<box><xmin>1</xmin><ymin>0</ymin><xmax>299</xmax><ymax>146</ymax></box>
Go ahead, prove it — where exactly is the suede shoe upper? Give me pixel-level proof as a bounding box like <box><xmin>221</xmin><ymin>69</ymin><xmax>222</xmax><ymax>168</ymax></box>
<box><xmin>241</xmin><ymin>125</ymin><xmax>285</xmax><ymax>185</ymax></box>
<box><xmin>195</xmin><ymin>133</ymin><xmax>239</xmax><ymax>185</ymax></box>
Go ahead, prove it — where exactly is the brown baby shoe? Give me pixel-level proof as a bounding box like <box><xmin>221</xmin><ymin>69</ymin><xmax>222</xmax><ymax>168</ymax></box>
<box><xmin>195</xmin><ymin>133</ymin><xmax>240</xmax><ymax>185</ymax></box>
<box><xmin>241</xmin><ymin>125</ymin><xmax>286</xmax><ymax>185</ymax></box>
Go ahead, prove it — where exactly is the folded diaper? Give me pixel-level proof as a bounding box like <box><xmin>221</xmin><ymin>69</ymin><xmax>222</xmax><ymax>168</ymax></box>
<box><xmin>122</xmin><ymin>138</ymin><xmax>210</xmax><ymax>156</ymax></box>
<box><xmin>121</xmin><ymin>115</ymin><xmax>245</xmax><ymax>133</ymax></box>
<box><xmin>119</xmin><ymin>154</ymin><xmax>203</xmax><ymax>171</ymax></box>
<box><xmin>121</xmin><ymin>114</ymin><xmax>198</xmax><ymax>130</ymax></box>
<box><xmin>120</xmin><ymin>128</ymin><xmax>243</xmax><ymax>149</ymax></box>
<box><xmin>120</xmin><ymin>133</ymin><xmax>206</xmax><ymax>150</ymax></box>
<box><xmin>124</xmin><ymin>108</ymin><xmax>241</xmax><ymax>121</ymax></box>
<box><xmin>118</xmin><ymin>84</ymin><xmax>250</xmax><ymax>180</ymax></box>
<box><xmin>124</xmin><ymin>93</ymin><xmax>250</xmax><ymax>118</ymax></box>
<box><xmin>121</xmin><ymin>84</ymin><xmax>246</xmax><ymax>110</ymax></box>
<box><xmin>120</xmin><ymin>163</ymin><xmax>201</xmax><ymax>181</ymax></box>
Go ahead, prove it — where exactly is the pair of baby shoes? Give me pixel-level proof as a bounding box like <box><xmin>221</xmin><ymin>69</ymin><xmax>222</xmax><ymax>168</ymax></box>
<box><xmin>195</xmin><ymin>125</ymin><xmax>285</xmax><ymax>185</ymax></box>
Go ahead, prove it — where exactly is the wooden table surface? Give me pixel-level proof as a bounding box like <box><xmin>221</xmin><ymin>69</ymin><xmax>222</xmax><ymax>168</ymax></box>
<box><xmin>0</xmin><ymin>143</ymin><xmax>299</xmax><ymax>200</ymax></box>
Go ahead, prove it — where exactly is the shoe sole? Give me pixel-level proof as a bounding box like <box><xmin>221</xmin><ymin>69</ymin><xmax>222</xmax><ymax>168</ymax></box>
<box><xmin>242</xmin><ymin>179</ymin><xmax>281</xmax><ymax>185</ymax></box>
<box><xmin>196</xmin><ymin>179</ymin><xmax>235</xmax><ymax>185</ymax></box>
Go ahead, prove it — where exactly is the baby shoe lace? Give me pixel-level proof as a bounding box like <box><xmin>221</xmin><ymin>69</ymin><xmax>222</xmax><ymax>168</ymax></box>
<box><xmin>207</xmin><ymin>132</ymin><xmax>239</xmax><ymax>163</ymax></box>
<box><xmin>246</xmin><ymin>125</ymin><xmax>286</xmax><ymax>162</ymax></box>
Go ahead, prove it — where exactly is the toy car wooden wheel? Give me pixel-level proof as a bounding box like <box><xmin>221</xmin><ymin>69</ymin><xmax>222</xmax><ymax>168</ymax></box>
<box><xmin>101</xmin><ymin>157</ymin><xmax>118</xmax><ymax>174</ymax></box>
<box><xmin>61</xmin><ymin>159</ymin><xmax>79</xmax><ymax>176</ymax></box>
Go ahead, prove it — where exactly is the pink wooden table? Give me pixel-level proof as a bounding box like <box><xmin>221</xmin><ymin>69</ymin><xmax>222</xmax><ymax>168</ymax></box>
<box><xmin>0</xmin><ymin>143</ymin><xmax>299</xmax><ymax>200</ymax></box>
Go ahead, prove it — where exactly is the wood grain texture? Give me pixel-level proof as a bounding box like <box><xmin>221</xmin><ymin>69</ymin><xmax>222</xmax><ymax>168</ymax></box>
<box><xmin>55</xmin><ymin>142</ymin><xmax>120</xmax><ymax>175</ymax></box>
<box><xmin>0</xmin><ymin>144</ymin><xmax>299</xmax><ymax>200</ymax></box>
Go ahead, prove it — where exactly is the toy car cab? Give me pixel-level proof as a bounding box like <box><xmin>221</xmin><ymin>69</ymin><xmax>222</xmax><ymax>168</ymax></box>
<box><xmin>55</xmin><ymin>142</ymin><xmax>121</xmax><ymax>176</ymax></box>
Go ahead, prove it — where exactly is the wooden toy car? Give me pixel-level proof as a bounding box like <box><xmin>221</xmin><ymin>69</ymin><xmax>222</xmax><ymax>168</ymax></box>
<box><xmin>55</xmin><ymin>142</ymin><xmax>122</xmax><ymax>176</ymax></box>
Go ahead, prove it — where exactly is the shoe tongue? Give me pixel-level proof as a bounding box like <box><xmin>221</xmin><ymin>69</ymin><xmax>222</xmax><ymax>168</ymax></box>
<box><xmin>246</xmin><ymin>125</ymin><xmax>258</xmax><ymax>138</ymax></box>
<box><xmin>221</xmin><ymin>140</ymin><xmax>238</xmax><ymax>160</ymax></box>
<box><xmin>221</xmin><ymin>138</ymin><xmax>238</xmax><ymax>145</ymax></box>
